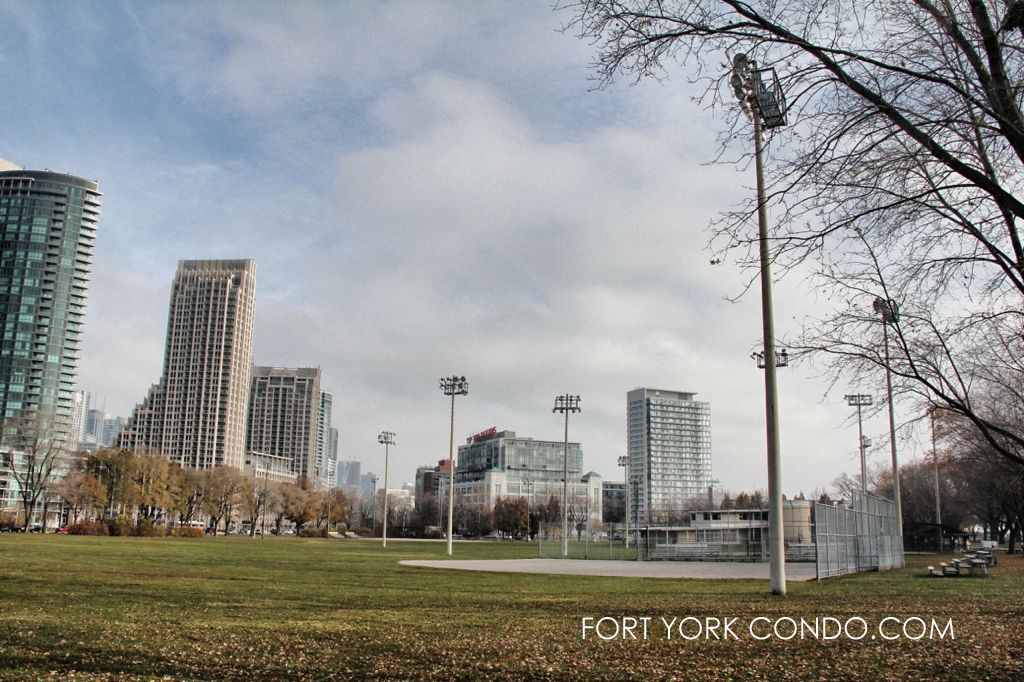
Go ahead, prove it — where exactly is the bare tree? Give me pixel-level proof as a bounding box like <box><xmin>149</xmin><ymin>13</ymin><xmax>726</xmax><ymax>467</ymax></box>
<box><xmin>174</xmin><ymin>466</ymin><xmax>206</xmax><ymax>526</ymax></box>
<box><xmin>568</xmin><ymin>497</ymin><xmax>591</xmax><ymax>540</ymax></box>
<box><xmin>0</xmin><ymin>414</ymin><xmax>70</xmax><ymax>530</ymax></box>
<box><xmin>239</xmin><ymin>473</ymin><xmax>268</xmax><ymax>536</ymax></box>
<box><xmin>567</xmin><ymin>0</ymin><xmax>1024</xmax><ymax>467</ymax></box>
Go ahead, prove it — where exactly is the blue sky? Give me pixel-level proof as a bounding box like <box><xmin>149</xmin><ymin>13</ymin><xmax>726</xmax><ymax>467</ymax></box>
<box><xmin>0</xmin><ymin>0</ymin><xmax>916</xmax><ymax>495</ymax></box>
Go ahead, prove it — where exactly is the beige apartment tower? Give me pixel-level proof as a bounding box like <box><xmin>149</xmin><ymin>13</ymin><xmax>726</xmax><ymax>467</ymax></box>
<box><xmin>118</xmin><ymin>260</ymin><xmax>256</xmax><ymax>469</ymax></box>
<box><xmin>246</xmin><ymin>366</ymin><xmax>323</xmax><ymax>487</ymax></box>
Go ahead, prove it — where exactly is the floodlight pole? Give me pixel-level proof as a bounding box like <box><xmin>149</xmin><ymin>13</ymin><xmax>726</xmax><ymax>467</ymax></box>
<box><xmin>553</xmin><ymin>394</ymin><xmax>581</xmax><ymax>558</ymax></box>
<box><xmin>370</xmin><ymin>474</ymin><xmax>378</xmax><ymax>536</ymax></box>
<box><xmin>873</xmin><ymin>298</ymin><xmax>903</xmax><ymax>537</ymax></box>
<box><xmin>845</xmin><ymin>394</ymin><xmax>873</xmax><ymax>494</ymax></box>
<box><xmin>618</xmin><ymin>455</ymin><xmax>629</xmax><ymax>549</ymax></box>
<box><xmin>733</xmin><ymin>52</ymin><xmax>787</xmax><ymax>596</ymax></box>
<box><xmin>630</xmin><ymin>475</ymin><xmax>642</xmax><ymax>560</ymax></box>
<box><xmin>440</xmin><ymin>375</ymin><xmax>468</xmax><ymax>556</ymax></box>
<box><xmin>378</xmin><ymin>431</ymin><xmax>395</xmax><ymax>548</ymax></box>
<box><xmin>930</xmin><ymin>406</ymin><xmax>943</xmax><ymax>551</ymax></box>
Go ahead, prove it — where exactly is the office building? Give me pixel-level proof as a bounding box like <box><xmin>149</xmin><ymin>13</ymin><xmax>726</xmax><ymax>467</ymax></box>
<box><xmin>0</xmin><ymin>163</ymin><xmax>101</xmax><ymax>433</ymax></box>
<box><xmin>451</xmin><ymin>428</ymin><xmax>602</xmax><ymax>524</ymax></box>
<box><xmin>626</xmin><ymin>387</ymin><xmax>712</xmax><ymax>523</ymax></box>
<box><xmin>118</xmin><ymin>260</ymin><xmax>256</xmax><ymax>469</ymax></box>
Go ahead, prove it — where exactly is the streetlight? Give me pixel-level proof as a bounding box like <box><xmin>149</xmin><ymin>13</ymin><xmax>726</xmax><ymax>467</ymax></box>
<box><xmin>552</xmin><ymin>394</ymin><xmax>581</xmax><ymax>558</ymax></box>
<box><xmin>873</xmin><ymin>297</ymin><xmax>903</xmax><ymax>538</ymax></box>
<box><xmin>369</xmin><ymin>474</ymin><xmax>379</xmax><ymax>536</ymax></box>
<box><xmin>521</xmin><ymin>477</ymin><xmax>536</xmax><ymax>542</ymax></box>
<box><xmin>752</xmin><ymin>349</ymin><xmax>789</xmax><ymax>368</ymax></box>
<box><xmin>618</xmin><ymin>455</ymin><xmax>629</xmax><ymax>549</ymax></box>
<box><xmin>439</xmin><ymin>375</ymin><xmax>468</xmax><ymax>556</ymax></box>
<box><xmin>732</xmin><ymin>50</ymin><xmax>788</xmax><ymax>596</ymax></box>
<box><xmin>845</xmin><ymin>393</ymin><xmax>874</xmax><ymax>494</ymax></box>
<box><xmin>378</xmin><ymin>431</ymin><xmax>395</xmax><ymax>548</ymax></box>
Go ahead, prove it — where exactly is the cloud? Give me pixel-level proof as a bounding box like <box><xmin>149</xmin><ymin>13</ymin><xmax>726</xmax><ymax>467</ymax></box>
<box><xmin>0</xmin><ymin>1</ymin><xmax>897</xmax><ymax>497</ymax></box>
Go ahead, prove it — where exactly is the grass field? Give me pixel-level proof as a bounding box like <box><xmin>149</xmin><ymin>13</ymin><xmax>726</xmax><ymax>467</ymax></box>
<box><xmin>0</xmin><ymin>535</ymin><xmax>1022</xmax><ymax>680</ymax></box>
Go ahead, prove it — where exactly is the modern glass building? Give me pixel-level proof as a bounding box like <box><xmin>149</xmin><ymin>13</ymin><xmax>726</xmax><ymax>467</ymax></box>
<box><xmin>627</xmin><ymin>388</ymin><xmax>712</xmax><ymax>523</ymax></box>
<box><xmin>458</xmin><ymin>428</ymin><xmax>583</xmax><ymax>481</ymax></box>
<box><xmin>0</xmin><ymin>164</ymin><xmax>101</xmax><ymax>433</ymax></box>
<box><xmin>450</xmin><ymin>428</ymin><xmax>602</xmax><ymax>522</ymax></box>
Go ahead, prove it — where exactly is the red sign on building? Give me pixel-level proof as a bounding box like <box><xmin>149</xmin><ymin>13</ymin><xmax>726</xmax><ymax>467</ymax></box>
<box><xmin>467</xmin><ymin>427</ymin><xmax>498</xmax><ymax>444</ymax></box>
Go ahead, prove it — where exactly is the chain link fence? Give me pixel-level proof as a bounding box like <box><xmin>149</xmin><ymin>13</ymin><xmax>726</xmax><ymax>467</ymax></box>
<box><xmin>814</xmin><ymin>492</ymin><xmax>904</xmax><ymax>579</ymax></box>
<box><xmin>535</xmin><ymin>493</ymin><xmax>904</xmax><ymax>576</ymax></box>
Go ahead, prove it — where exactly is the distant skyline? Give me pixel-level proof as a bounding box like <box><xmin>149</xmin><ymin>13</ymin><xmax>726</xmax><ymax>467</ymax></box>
<box><xmin>0</xmin><ymin>1</ymin><xmax>929</xmax><ymax>494</ymax></box>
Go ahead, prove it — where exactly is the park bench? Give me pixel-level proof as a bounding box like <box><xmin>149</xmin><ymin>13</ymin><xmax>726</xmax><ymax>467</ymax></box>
<box><xmin>652</xmin><ymin>543</ymin><xmax>708</xmax><ymax>559</ymax></box>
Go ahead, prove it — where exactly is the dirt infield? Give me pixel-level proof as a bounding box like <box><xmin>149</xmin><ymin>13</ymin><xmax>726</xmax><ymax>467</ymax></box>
<box><xmin>400</xmin><ymin>558</ymin><xmax>818</xmax><ymax>580</ymax></box>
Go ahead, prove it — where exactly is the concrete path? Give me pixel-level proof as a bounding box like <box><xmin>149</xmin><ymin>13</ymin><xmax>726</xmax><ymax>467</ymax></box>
<box><xmin>400</xmin><ymin>558</ymin><xmax>817</xmax><ymax>581</ymax></box>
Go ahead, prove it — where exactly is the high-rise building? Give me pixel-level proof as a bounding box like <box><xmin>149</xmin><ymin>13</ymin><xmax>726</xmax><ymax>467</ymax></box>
<box><xmin>69</xmin><ymin>390</ymin><xmax>127</xmax><ymax>451</ymax></box>
<box><xmin>0</xmin><ymin>163</ymin><xmax>101</xmax><ymax>434</ymax></box>
<box><xmin>100</xmin><ymin>415</ymin><xmax>127</xmax><ymax>448</ymax></box>
<box><xmin>244</xmin><ymin>366</ymin><xmax>334</xmax><ymax>489</ymax></box>
<box><xmin>359</xmin><ymin>471</ymin><xmax>378</xmax><ymax>500</ymax></box>
<box><xmin>329</xmin><ymin>427</ymin><xmax>339</xmax><ymax>484</ymax></box>
<box><xmin>337</xmin><ymin>459</ymin><xmax>361</xmax><ymax>488</ymax></box>
<box><xmin>626</xmin><ymin>387</ymin><xmax>712</xmax><ymax>524</ymax></box>
<box><xmin>69</xmin><ymin>390</ymin><xmax>92</xmax><ymax>450</ymax></box>
<box><xmin>118</xmin><ymin>260</ymin><xmax>256</xmax><ymax>469</ymax></box>
<box><xmin>316</xmin><ymin>391</ymin><xmax>335</xmax><ymax>489</ymax></box>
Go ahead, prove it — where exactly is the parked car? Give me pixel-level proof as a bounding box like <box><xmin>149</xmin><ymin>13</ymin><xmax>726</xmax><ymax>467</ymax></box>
<box><xmin>29</xmin><ymin>524</ymin><xmax>44</xmax><ymax>533</ymax></box>
<box><xmin>0</xmin><ymin>523</ymin><xmax>24</xmax><ymax>533</ymax></box>
<box><xmin>56</xmin><ymin>526</ymin><xmax>70</xmax><ymax>534</ymax></box>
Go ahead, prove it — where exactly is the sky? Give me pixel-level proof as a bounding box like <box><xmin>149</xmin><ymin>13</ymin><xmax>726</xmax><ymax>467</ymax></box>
<box><xmin>0</xmin><ymin>0</ymin><xmax>927</xmax><ymax>495</ymax></box>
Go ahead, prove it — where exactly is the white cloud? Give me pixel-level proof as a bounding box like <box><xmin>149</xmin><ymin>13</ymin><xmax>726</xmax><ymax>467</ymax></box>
<box><xmin>0</xmin><ymin>1</ymin><xmax>907</xmax><ymax>497</ymax></box>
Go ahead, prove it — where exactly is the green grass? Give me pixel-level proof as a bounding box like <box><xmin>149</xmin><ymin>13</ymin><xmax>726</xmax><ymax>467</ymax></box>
<box><xmin>0</xmin><ymin>535</ymin><xmax>1021</xmax><ymax>680</ymax></box>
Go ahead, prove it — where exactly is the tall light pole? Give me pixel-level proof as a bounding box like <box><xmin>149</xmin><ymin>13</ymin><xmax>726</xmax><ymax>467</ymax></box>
<box><xmin>439</xmin><ymin>375</ymin><xmax>468</xmax><ymax>556</ymax></box>
<box><xmin>521</xmin><ymin>477</ymin><xmax>536</xmax><ymax>542</ymax></box>
<box><xmin>629</xmin><ymin>475</ymin><xmax>642</xmax><ymax>561</ymax></box>
<box><xmin>845</xmin><ymin>393</ymin><xmax>874</xmax><ymax>494</ymax></box>
<box><xmin>873</xmin><ymin>297</ymin><xmax>903</xmax><ymax>537</ymax></box>
<box><xmin>731</xmin><ymin>51</ymin><xmax>788</xmax><ymax>596</ymax></box>
<box><xmin>930</xmin><ymin>406</ymin><xmax>943</xmax><ymax>551</ymax></box>
<box><xmin>378</xmin><ymin>431</ymin><xmax>395</xmax><ymax>548</ymax></box>
<box><xmin>618</xmin><ymin>455</ymin><xmax>629</xmax><ymax>549</ymax></box>
<box><xmin>553</xmin><ymin>394</ymin><xmax>581</xmax><ymax>558</ymax></box>
<box><xmin>369</xmin><ymin>474</ymin><xmax>378</xmax><ymax>537</ymax></box>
